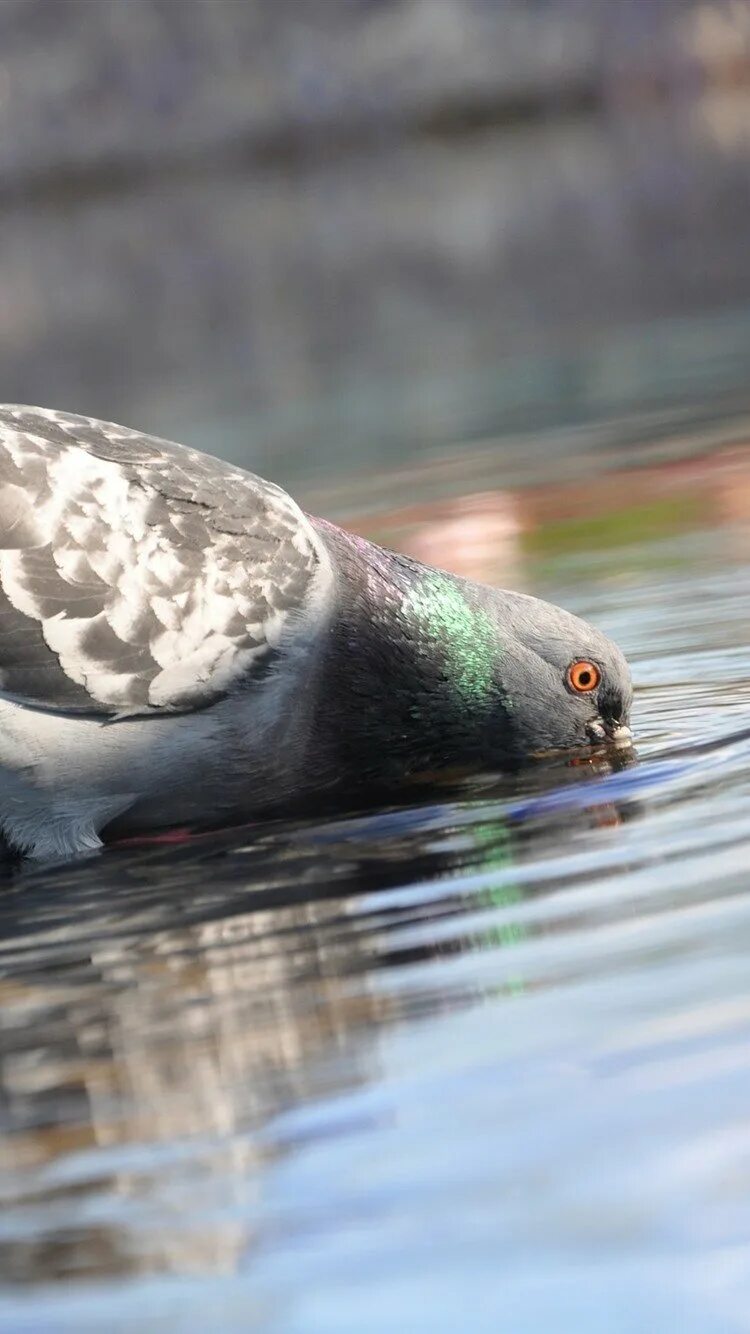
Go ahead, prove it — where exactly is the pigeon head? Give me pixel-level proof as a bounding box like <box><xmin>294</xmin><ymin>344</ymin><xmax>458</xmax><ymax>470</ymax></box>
<box><xmin>464</xmin><ymin>583</ymin><xmax>634</xmax><ymax>757</ymax></box>
<box><xmin>308</xmin><ymin>525</ymin><xmax>634</xmax><ymax>798</ymax></box>
<box><xmin>389</xmin><ymin>568</ymin><xmax>633</xmax><ymax>766</ymax></box>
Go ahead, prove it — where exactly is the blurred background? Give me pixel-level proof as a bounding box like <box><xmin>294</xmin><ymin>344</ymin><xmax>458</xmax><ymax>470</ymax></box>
<box><xmin>2</xmin><ymin>0</ymin><xmax>750</xmax><ymax>510</ymax></box>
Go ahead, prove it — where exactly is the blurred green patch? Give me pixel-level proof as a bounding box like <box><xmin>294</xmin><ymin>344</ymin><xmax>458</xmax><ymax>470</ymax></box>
<box><xmin>526</xmin><ymin>494</ymin><xmax>704</xmax><ymax>560</ymax></box>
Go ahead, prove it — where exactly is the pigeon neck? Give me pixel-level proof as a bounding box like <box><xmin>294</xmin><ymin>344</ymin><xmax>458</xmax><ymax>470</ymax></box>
<box><xmin>311</xmin><ymin>520</ymin><xmax>511</xmax><ymax>796</ymax></box>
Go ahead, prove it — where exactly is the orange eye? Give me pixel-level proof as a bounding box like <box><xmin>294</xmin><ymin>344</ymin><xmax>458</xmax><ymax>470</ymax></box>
<box><xmin>567</xmin><ymin>660</ymin><xmax>601</xmax><ymax>693</ymax></box>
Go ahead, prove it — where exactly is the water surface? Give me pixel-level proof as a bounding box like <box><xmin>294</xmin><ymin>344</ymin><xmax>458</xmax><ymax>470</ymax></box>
<box><xmin>1</xmin><ymin>431</ymin><xmax>750</xmax><ymax>1332</ymax></box>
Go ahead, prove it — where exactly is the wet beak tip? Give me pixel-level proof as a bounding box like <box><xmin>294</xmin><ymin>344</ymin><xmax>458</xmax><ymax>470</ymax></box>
<box><xmin>608</xmin><ymin>723</ymin><xmax>633</xmax><ymax>744</ymax></box>
<box><xmin>586</xmin><ymin>719</ymin><xmax>633</xmax><ymax>746</ymax></box>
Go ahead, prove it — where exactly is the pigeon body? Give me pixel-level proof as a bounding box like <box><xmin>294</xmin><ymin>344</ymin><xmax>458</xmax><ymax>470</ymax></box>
<box><xmin>0</xmin><ymin>406</ymin><xmax>633</xmax><ymax>860</ymax></box>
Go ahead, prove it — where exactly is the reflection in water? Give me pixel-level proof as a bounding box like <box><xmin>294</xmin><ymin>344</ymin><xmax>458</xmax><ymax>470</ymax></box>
<box><xmin>0</xmin><ymin>749</ymin><xmax>636</xmax><ymax>1287</ymax></box>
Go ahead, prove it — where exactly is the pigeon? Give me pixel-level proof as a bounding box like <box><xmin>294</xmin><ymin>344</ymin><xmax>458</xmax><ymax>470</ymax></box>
<box><xmin>0</xmin><ymin>405</ymin><xmax>633</xmax><ymax>861</ymax></box>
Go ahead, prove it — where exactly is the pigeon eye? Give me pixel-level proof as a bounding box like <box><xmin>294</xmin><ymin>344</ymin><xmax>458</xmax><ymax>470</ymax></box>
<box><xmin>567</xmin><ymin>660</ymin><xmax>601</xmax><ymax>693</ymax></box>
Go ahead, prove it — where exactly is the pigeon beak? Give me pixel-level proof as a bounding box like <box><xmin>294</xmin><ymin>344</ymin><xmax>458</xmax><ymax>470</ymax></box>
<box><xmin>586</xmin><ymin>718</ymin><xmax>633</xmax><ymax>746</ymax></box>
<box><xmin>606</xmin><ymin>722</ymin><xmax>633</xmax><ymax>744</ymax></box>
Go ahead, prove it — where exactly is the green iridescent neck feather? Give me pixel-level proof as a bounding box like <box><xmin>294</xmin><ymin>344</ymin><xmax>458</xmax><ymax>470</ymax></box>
<box><xmin>401</xmin><ymin>572</ymin><xmax>500</xmax><ymax>709</ymax></box>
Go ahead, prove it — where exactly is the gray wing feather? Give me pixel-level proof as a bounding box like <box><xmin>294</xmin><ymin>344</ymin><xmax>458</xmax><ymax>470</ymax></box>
<box><xmin>0</xmin><ymin>405</ymin><xmax>331</xmax><ymax>715</ymax></box>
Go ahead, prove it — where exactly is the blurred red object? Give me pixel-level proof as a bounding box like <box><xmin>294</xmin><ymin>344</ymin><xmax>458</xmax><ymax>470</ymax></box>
<box><xmin>351</xmin><ymin>490</ymin><xmax>525</xmax><ymax>588</ymax></box>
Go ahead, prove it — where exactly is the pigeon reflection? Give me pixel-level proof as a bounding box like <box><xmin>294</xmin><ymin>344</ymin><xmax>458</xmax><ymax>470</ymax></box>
<box><xmin>0</xmin><ymin>745</ymin><xmax>636</xmax><ymax>1284</ymax></box>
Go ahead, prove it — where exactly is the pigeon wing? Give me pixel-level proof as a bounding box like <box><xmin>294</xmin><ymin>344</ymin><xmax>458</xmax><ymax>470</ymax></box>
<box><xmin>0</xmin><ymin>405</ymin><xmax>331</xmax><ymax>715</ymax></box>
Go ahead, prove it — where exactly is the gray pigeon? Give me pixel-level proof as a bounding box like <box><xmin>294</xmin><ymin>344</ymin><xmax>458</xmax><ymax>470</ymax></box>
<box><xmin>0</xmin><ymin>405</ymin><xmax>633</xmax><ymax>861</ymax></box>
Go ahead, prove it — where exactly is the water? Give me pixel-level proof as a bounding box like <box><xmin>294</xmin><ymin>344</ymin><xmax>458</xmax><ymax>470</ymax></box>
<box><xmin>1</xmin><ymin>429</ymin><xmax>750</xmax><ymax>1332</ymax></box>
